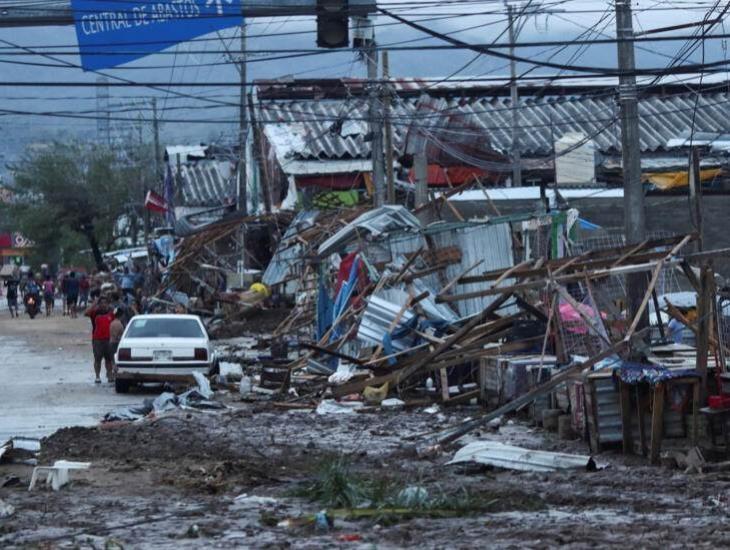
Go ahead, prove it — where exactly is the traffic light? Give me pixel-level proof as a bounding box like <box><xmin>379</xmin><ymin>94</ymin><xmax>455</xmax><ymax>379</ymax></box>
<box><xmin>317</xmin><ymin>0</ymin><xmax>349</xmax><ymax>49</ymax></box>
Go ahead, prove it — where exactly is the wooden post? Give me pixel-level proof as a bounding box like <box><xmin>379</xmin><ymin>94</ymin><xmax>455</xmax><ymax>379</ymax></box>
<box><xmin>649</xmin><ymin>382</ymin><xmax>665</xmax><ymax>464</ymax></box>
<box><xmin>688</xmin><ymin>146</ymin><xmax>703</xmax><ymax>252</ymax></box>
<box><xmin>696</xmin><ymin>263</ymin><xmax>714</xmax><ymax>402</ymax></box>
<box><xmin>620</xmin><ymin>381</ymin><xmax>633</xmax><ymax>454</ymax></box>
<box><xmin>382</xmin><ymin>50</ymin><xmax>395</xmax><ymax>204</ymax></box>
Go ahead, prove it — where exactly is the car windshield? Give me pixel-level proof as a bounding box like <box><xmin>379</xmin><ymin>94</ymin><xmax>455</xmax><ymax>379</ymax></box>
<box><xmin>125</xmin><ymin>318</ymin><xmax>204</xmax><ymax>339</ymax></box>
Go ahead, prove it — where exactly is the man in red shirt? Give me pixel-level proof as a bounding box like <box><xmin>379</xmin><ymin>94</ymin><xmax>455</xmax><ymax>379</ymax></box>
<box><xmin>85</xmin><ymin>296</ymin><xmax>115</xmax><ymax>384</ymax></box>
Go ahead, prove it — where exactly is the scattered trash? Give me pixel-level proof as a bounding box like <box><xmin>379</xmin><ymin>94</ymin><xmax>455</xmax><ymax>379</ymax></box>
<box><xmin>0</xmin><ymin>499</ymin><xmax>14</xmax><ymax>519</ymax></box>
<box><xmin>192</xmin><ymin>371</ymin><xmax>213</xmax><ymax>399</ymax></box>
<box><xmin>396</xmin><ymin>486</ymin><xmax>429</xmax><ymax>507</ymax></box>
<box><xmin>316</xmin><ymin>400</ymin><xmax>364</xmax><ymax>415</ymax></box>
<box><xmin>314</xmin><ymin>510</ymin><xmax>333</xmax><ymax>532</ymax></box>
<box><xmin>219</xmin><ymin>362</ymin><xmax>244</xmax><ymax>381</ymax></box>
<box><xmin>233</xmin><ymin>494</ymin><xmax>279</xmax><ymax>507</ymax></box>
<box><xmin>337</xmin><ymin>534</ymin><xmax>363</xmax><ymax>542</ymax></box>
<box><xmin>28</xmin><ymin>460</ymin><xmax>91</xmax><ymax>491</ymax></box>
<box><xmin>381</xmin><ymin>398</ymin><xmax>406</xmax><ymax>408</ymax></box>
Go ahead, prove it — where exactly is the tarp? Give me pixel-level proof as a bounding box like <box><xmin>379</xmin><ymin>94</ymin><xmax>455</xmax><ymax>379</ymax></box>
<box><xmin>645</xmin><ymin>168</ymin><xmax>722</xmax><ymax>190</ymax></box>
<box><xmin>71</xmin><ymin>0</ymin><xmax>243</xmax><ymax>70</ymax></box>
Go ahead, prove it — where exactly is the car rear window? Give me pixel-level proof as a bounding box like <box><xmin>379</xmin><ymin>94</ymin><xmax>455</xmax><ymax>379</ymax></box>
<box><xmin>125</xmin><ymin>318</ymin><xmax>205</xmax><ymax>339</ymax></box>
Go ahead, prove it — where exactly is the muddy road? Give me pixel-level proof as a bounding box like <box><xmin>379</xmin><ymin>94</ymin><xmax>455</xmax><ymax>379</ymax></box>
<box><xmin>2</xmin><ymin>396</ymin><xmax>730</xmax><ymax>548</ymax></box>
<box><xmin>0</xmin><ymin>302</ymin><xmax>146</xmax><ymax>442</ymax></box>
<box><xmin>1</xmin><ymin>304</ymin><xmax>729</xmax><ymax>548</ymax></box>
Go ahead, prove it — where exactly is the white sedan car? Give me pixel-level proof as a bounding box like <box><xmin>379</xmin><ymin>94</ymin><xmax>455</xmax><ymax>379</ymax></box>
<box><xmin>114</xmin><ymin>314</ymin><xmax>217</xmax><ymax>393</ymax></box>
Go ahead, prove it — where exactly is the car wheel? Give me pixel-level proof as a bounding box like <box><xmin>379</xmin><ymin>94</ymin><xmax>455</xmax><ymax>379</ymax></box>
<box><xmin>115</xmin><ymin>379</ymin><xmax>130</xmax><ymax>393</ymax></box>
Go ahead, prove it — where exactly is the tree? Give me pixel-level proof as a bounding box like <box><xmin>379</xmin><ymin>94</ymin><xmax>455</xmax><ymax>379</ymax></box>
<box><xmin>5</xmin><ymin>142</ymin><xmax>139</xmax><ymax>270</ymax></box>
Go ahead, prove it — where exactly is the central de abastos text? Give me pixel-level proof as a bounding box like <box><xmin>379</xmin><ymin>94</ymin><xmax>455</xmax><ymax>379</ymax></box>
<box><xmin>79</xmin><ymin>1</ymin><xmax>204</xmax><ymax>35</ymax></box>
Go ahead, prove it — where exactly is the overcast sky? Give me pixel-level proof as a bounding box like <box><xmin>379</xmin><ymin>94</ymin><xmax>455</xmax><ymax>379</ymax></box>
<box><xmin>0</xmin><ymin>0</ymin><xmax>725</xmax><ymax>148</ymax></box>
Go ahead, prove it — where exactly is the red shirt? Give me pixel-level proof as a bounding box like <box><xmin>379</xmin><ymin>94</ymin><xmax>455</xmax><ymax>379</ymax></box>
<box><xmin>88</xmin><ymin>309</ymin><xmax>114</xmax><ymax>340</ymax></box>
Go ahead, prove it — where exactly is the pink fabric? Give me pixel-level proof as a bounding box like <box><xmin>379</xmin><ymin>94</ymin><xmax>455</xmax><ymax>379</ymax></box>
<box><xmin>559</xmin><ymin>302</ymin><xmax>607</xmax><ymax>334</ymax></box>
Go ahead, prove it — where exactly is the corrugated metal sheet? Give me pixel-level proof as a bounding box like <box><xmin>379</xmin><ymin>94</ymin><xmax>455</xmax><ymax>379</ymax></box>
<box><xmin>357</xmin><ymin>295</ymin><xmax>418</xmax><ymax>351</ymax></box>
<box><xmin>429</xmin><ymin>223</ymin><xmax>515</xmax><ymax>318</ymax></box>
<box><xmin>262</xmin><ymin>210</ymin><xmax>319</xmax><ymax>286</ymax></box>
<box><xmin>256</xmin><ymin>90</ymin><xmax>730</xmax><ymax>161</ymax></box>
<box><xmin>175</xmin><ymin>159</ymin><xmax>236</xmax><ymax>207</ymax></box>
<box><xmin>358</xmin><ymin>221</ymin><xmax>516</xmax><ymax>319</ymax></box>
<box><xmin>447</xmin><ymin>440</ymin><xmax>593</xmax><ymax>472</ymax></box>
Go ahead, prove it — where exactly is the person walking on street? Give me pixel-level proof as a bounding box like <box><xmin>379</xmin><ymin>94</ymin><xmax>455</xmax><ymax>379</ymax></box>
<box><xmin>85</xmin><ymin>296</ymin><xmax>115</xmax><ymax>384</ymax></box>
<box><xmin>65</xmin><ymin>271</ymin><xmax>80</xmax><ymax>318</ymax></box>
<box><xmin>4</xmin><ymin>275</ymin><xmax>19</xmax><ymax>318</ymax></box>
<box><xmin>42</xmin><ymin>275</ymin><xmax>55</xmax><ymax>316</ymax></box>
<box><xmin>109</xmin><ymin>308</ymin><xmax>125</xmax><ymax>381</ymax></box>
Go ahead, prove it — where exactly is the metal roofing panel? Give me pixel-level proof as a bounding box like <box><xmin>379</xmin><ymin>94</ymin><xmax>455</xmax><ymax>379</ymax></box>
<box><xmin>262</xmin><ymin>210</ymin><xmax>320</xmax><ymax>287</ymax></box>
<box><xmin>257</xmin><ymin>89</ymin><xmax>730</xmax><ymax>162</ymax></box>
<box><xmin>176</xmin><ymin>159</ymin><xmax>235</xmax><ymax>207</ymax></box>
<box><xmin>428</xmin><ymin>223</ymin><xmax>515</xmax><ymax>318</ymax></box>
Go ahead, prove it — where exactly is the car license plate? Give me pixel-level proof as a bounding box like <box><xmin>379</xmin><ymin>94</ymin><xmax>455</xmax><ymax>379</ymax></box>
<box><xmin>153</xmin><ymin>350</ymin><xmax>173</xmax><ymax>361</ymax></box>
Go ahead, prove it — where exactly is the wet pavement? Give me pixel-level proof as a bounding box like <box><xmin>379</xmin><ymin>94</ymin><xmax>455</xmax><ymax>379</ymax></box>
<box><xmin>0</xmin><ymin>301</ymin><xmax>145</xmax><ymax>443</ymax></box>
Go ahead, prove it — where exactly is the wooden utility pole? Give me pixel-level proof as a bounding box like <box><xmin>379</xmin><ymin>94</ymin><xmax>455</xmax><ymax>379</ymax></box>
<box><xmin>506</xmin><ymin>3</ymin><xmax>521</xmax><ymax>187</ymax></box>
<box><xmin>366</xmin><ymin>30</ymin><xmax>385</xmax><ymax>206</ymax></box>
<box><xmin>689</xmin><ymin>146</ymin><xmax>703</xmax><ymax>252</ymax></box>
<box><xmin>147</xmin><ymin>98</ymin><xmax>161</xmax><ymax>243</ymax></box>
<box><xmin>238</xmin><ymin>22</ymin><xmax>248</xmax><ymax>215</ymax></box>
<box><xmin>382</xmin><ymin>50</ymin><xmax>395</xmax><ymax>204</ymax></box>
<box><xmin>615</xmin><ymin>0</ymin><xmax>647</xmax><ymax>333</ymax></box>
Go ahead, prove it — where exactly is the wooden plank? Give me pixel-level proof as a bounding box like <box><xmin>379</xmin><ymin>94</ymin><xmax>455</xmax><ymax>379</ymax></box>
<box><xmin>440</xmin><ymin>259</ymin><xmax>684</xmax><ymax>303</ymax></box>
<box><xmin>513</xmin><ymin>294</ymin><xmax>549</xmax><ymax>322</ymax></box>
<box><xmin>395</xmin><ymin>291</ymin><xmax>514</xmax><ymax>385</ymax></box>
<box><xmin>620</xmin><ymin>381</ymin><xmax>633</xmax><ymax>455</ymax></box>
<box><xmin>554</xmin><ymin>283</ymin><xmax>612</xmax><ymax>346</ymax></box>
<box><xmin>692</xmin><ymin>380</ymin><xmax>700</xmax><ymax>446</ymax></box>
<box><xmin>696</xmin><ymin>263</ymin><xmax>714</xmax><ymax>401</ymax></box>
<box><xmin>439</xmin><ymin>259</ymin><xmax>484</xmax><ymax>297</ymax></box>
<box><xmin>624</xmin><ymin>234</ymin><xmax>693</xmax><ymax>341</ymax></box>
<box><xmin>392</xmin><ymin>246</ymin><xmax>425</xmax><ymax>283</ymax></box>
<box><xmin>636</xmin><ymin>386</ymin><xmax>647</xmax><ymax>456</ymax></box>
<box><xmin>610</xmin><ymin>238</ymin><xmax>649</xmax><ymax>268</ymax></box>
<box><xmin>439</xmin><ymin>368</ymin><xmax>450</xmax><ymax>402</ymax></box>
<box><xmin>585</xmin><ymin>378</ymin><xmax>601</xmax><ymax>453</ymax></box>
<box><xmin>649</xmin><ymin>382</ymin><xmax>665</xmax><ymax>465</ymax></box>
<box><xmin>458</xmin><ymin>235</ymin><xmax>694</xmax><ymax>285</ymax></box>
<box><xmin>490</xmin><ymin>259</ymin><xmax>532</xmax><ymax>288</ymax></box>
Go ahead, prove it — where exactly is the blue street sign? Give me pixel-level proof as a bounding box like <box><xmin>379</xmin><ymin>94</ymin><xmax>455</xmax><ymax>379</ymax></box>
<box><xmin>71</xmin><ymin>0</ymin><xmax>243</xmax><ymax>71</ymax></box>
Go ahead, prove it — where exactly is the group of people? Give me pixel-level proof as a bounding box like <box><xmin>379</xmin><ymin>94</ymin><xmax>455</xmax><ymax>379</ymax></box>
<box><xmin>1</xmin><ymin>268</ymin><xmax>90</xmax><ymax>318</ymax></box>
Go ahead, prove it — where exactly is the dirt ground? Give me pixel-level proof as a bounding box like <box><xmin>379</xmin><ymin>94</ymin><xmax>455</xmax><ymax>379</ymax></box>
<box><xmin>2</xmin><ymin>303</ymin><xmax>730</xmax><ymax>548</ymax></box>
<box><xmin>3</xmin><ymin>394</ymin><xmax>730</xmax><ymax>549</ymax></box>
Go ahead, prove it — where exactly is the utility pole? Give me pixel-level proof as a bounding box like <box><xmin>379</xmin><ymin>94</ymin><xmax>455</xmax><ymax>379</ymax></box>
<box><xmin>615</xmin><ymin>0</ymin><xmax>647</xmax><ymax>331</ymax></box>
<box><xmin>238</xmin><ymin>22</ymin><xmax>248</xmax><ymax>215</ymax></box>
<box><xmin>382</xmin><ymin>50</ymin><xmax>395</xmax><ymax>204</ymax></box>
<box><xmin>365</xmin><ymin>27</ymin><xmax>385</xmax><ymax>207</ymax></box>
<box><xmin>152</xmin><ymin>98</ymin><xmax>161</xmax><ymax>186</ymax></box>
<box><xmin>689</xmin><ymin>146</ymin><xmax>703</xmax><ymax>251</ymax></box>
<box><xmin>147</xmin><ymin>98</ymin><xmax>160</xmax><ymax>244</ymax></box>
<box><xmin>506</xmin><ymin>3</ymin><xmax>522</xmax><ymax>187</ymax></box>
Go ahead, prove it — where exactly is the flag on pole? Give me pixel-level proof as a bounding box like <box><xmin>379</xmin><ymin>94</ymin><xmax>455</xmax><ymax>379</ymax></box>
<box><xmin>144</xmin><ymin>190</ymin><xmax>168</xmax><ymax>214</ymax></box>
